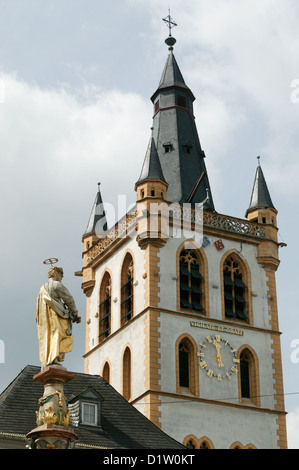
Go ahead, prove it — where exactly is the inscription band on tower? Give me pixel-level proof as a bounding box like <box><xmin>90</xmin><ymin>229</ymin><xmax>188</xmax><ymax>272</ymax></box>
<box><xmin>190</xmin><ymin>321</ymin><xmax>244</xmax><ymax>336</ymax></box>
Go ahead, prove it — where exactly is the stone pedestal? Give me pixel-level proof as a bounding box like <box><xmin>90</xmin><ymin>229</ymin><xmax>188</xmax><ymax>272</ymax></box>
<box><xmin>26</xmin><ymin>366</ymin><xmax>78</xmax><ymax>449</ymax></box>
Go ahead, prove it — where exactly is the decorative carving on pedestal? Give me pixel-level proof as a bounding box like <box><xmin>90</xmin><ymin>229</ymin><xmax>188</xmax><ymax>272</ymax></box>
<box><xmin>26</xmin><ymin>366</ymin><xmax>78</xmax><ymax>449</ymax></box>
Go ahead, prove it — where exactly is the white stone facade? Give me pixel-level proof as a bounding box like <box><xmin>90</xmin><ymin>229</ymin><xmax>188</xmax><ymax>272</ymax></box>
<box><xmin>85</xmin><ymin>227</ymin><xmax>283</xmax><ymax>449</ymax></box>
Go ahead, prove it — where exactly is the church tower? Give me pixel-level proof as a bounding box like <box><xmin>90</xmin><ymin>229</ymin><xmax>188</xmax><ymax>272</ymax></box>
<box><xmin>81</xmin><ymin>16</ymin><xmax>287</xmax><ymax>449</ymax></box>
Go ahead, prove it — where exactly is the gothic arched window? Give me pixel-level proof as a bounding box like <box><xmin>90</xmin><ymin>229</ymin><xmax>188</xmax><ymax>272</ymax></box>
<box><xmin>240</xmin><ymin>351</ymin><xmax>250</xmax><ymax>399</ymax></box>
<box><xmin>102</xmin><ymin>361</ymin><xmax>110</xmax><ymax>384</ymax></box>
<box><xmin>99</xmin><ymin>272</ymin><xmax>111</xmax><ymax>342</ymax></box>
<box><xmin>186</xmin><ymin>439</ymin><xmax>196</xmax><ymax>449</ymax></box>
<box><xmin>179</xmin><ymin>249</ymin><xmax>204</xmax><ymax>313</ymax></box>
<box><xmin>239</xmin><ymin>348</ymin><xmax>259</xmax><ymax>406</ymax></box>
<box><xmin>183</xmin><ymin>435</ymin><xmax>214</xmax><ymax>449</ymax></box>
<box><xmin>120</xmin><ymin>253</ymin><xmax>134</xmax><ymax>327</ymax></box>
<box><xmin>198</xmin><ymin>437</ymin><xmax>214</xmax><ymax>449</ymax></box>
<box><xmin>122</xmin><ymin>347</ymin><xmax>132</xmax><ymax>401</ymax></box>
<box><xmin>176</xmin><ymin>336</ymin><xmax>198</xmax><ymax>396</ymax></box>
<box><xmin>223</xmin><ymin>255</ymin><xmax>248</xmax><ymax>321</ymax></box>
<box><xmin>179</xmin><ymin>341</ymin><xmax>190</xmax><ymax>388</ymax></box>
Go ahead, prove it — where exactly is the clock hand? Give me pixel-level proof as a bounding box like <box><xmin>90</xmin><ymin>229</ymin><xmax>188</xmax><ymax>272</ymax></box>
<box><xmin>213</xmin><ymin>339</ymin><xmax>224</xmax><ymax>368</ymax></box>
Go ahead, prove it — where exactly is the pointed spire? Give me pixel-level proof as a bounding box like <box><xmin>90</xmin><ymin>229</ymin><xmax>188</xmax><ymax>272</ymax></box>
<box><xmin>84</xmin><ymin>182</ymin><xmax>108</xmax><ymax>236</ymax></box>
<box><xmin>157</xmin><ymin>52</ymin><xmax>193</xmax><ymax>97</ymax></box>
<box><xmin>152</xmin><ymin>12</ymin><xmax>194</xmax><ymax>102</ymax></box>
<box><xmin>247</xmin><ymin>157</ymin><xmax>276</xmax><ymax>214</ymax></box>
<box><xmin>147</xmin><ymin>15</ymin><xmax>215</xmax><ymax>210</ymax></box>
<box><xmin>136</xmin><ymin>133</ymin><xmax>167</xmax><ymax>185</ymax></box>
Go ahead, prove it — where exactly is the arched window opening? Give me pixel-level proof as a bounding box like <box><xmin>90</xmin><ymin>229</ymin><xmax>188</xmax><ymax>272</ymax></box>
<box><xmin>186</xmin><ymin>439</ymin><xmax>196</xmax><ymax>449</ymax></box>
<box><xmin>183</xmin><ymin>435</ymin><xmax>214</xmax><ymax>449</ymax></box>
<box><xmin>121</xmin><ymin>254</ymin><xmax>134</xmax><ymax>327</ymax></box>
<box><xmin>179</xmin><ymin>250</ymin><xmax>203</xmax><ymax>312</ymax></box>
<box><xmin>176</xmin><ymin>335</ymin><xmax>198</xmax><ymax>397</ymax></box>
<box><xmin>99</xmin><ymin>273</ymin><xmax>111</xmax><ymax>342</ymax></box>
<box><xmin>223</xmin><ymin>255</ymin><xmax>248</xmax><ymax>321</ymax></box>
<box><xmin>123</xmin><ymin>347</ymin><xmax>131</xmax><ymax>401</ymax></box>
<box><xmin>179</xmin><ymin>341</ymin><xmax>190</xmax><ymax>388</ymax></box>
<box><xmin>198</xmin><ymin>437</ymin><xmax>214</xmax><ymax>449</ymax></box>
<box><xmin>238</xmin><ymin>347</ymin><xmax>260</xmax><ymax>406</ymax></box>
<box><xmin>102</xmin><ymin>361</ymin><xmax>110</xmax><ymax>384</ymax></box>
<box><xmin>199</xmin><ymin>441</ymin><xmax>209</xmax><ymax>449</ymax></box>
<box><xmin>240</xmin><ymin>351</ymin><xmax>250</xmax><ymax>399</ymax></box>
<box><xmin>231</xmin><ymin>443</ymin><xmax>242</xmax><ymax>449</ymax></box>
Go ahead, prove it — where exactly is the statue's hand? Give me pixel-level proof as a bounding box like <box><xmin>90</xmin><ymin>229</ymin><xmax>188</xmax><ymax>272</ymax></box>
<box><xmin>73</xmin><ymin>312</ymin><xmax>81</xmax><ymax>323</ymax></box>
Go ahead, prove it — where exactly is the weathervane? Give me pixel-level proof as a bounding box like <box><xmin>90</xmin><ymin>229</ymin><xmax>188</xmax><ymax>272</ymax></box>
<box><xmin>162</xmin><ymin>10</ymin><xmax>177</xmax><ymax>50</ymax></box>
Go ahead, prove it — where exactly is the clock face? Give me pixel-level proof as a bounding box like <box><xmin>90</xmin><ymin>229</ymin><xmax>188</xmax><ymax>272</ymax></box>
<box><xmin>198</xmin><ymin>335</ymin><xmax>240</xmax><ymax>381</ymax></box>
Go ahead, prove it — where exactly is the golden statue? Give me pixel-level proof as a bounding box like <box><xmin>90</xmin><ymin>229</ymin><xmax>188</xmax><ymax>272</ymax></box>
<box><xmin>36</xmin><ymin>260</ymin><xmax>81</xmax><ymax>369</ymax></box>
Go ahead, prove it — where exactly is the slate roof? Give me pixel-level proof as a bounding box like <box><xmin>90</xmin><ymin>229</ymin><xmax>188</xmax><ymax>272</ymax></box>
<box><xmin>247</xmin><ymin>162</ymin><xmax>276</xmax><ymax>213</ymax></box>
<box><xmin>136</xmin><ymin>135</ymin><xmax>167</xmax><ymax>185</ymax></box>
<box><xmin>149</xmin><ymin>48</ymin><xmax>215</xmax><ymax>210</ymax></box>
<box><xmin>0</xmin><ymin>365</ymin><xmax>185</xmax><ymax>449</ymax></box>
<box><xmin>152</xmin><ymin>50</ymin><xmax>194</xmax><ymax>101</ymax></box>
<box><xmin>84</xmin><ymin>182</ymin><xmax>108</xmax><ymax>236</ymax></box>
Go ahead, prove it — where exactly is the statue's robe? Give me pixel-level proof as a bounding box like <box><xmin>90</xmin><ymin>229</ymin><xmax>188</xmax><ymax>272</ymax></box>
<box><xmin>36</xmin><ymin>279</ymin><xmax>78</xmax><ymax>368</ymax></box>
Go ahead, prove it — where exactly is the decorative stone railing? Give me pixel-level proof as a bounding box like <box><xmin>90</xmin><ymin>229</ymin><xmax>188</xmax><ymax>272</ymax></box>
<box><xmin>203</xmin><ymin>211</ymin><xmax>266</xmax><ymax>239</ymax></box>
<box><xmin>85</xmin><ymin>204</ymin><xmax>265</xmax><ymax>263</ymax></box>
<box><xmin>86</xmin><ymin>209</ymin><xmax>137</xmax><ymax>263</ymax></box>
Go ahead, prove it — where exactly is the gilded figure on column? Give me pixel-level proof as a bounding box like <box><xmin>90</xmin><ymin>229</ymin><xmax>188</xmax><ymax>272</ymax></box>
<box><xmin>36</xmin><ymin>263</ymin><xmax>81</xmax><ymax>369</ymax></box>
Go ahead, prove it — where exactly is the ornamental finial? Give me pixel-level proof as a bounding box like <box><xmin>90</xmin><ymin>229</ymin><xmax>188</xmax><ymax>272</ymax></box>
<box><xmin>162</xmin><ymin>10</ymin><xmax>177</xmax><ymax>50</ymax></box>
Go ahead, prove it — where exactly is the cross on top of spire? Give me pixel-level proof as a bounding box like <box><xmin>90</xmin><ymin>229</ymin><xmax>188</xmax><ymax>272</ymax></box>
<box><xmin>162</xmin><ymin>10</ymin><xmax>177</xmax><ymax>37</ymax></box>
<box><xmin>163</xmin><ymin>10</ymin><xmax>177</xmax><ymax>50</ymax></box>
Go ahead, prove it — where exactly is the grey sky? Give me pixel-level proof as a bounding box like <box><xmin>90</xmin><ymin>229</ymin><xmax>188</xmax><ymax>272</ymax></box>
<box><xmin>0</xmin><ymin>0</ymin><xmax>299</xmax><ymax>447</ymax></box>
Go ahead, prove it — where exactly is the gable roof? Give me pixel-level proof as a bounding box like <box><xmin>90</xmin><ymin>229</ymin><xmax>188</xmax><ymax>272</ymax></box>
<box><xmin>0</xmin><ymin>365</ymin><xmax>184</xmax><ymax>449</ymax></box>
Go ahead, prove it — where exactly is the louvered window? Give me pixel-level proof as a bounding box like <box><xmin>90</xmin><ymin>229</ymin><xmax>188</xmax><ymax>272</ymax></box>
<box><xmin>99</xmin><ymin>273</ymin><xmax>111</xmax><ymax>342</ymax></box>
<box><xmin>121</xmin><ymin>255</ymin><xmax>134</xmax><ymax>326</ymax></box>
<box><xmin>179</xmin><ymin>250</ymin><xmax>203</xmax><ymax>312</ymax></box>
<box><xmin>177</xmin><ymin>95</ymin><xmax>187</xmax><ymax>108</ymax></box>
<box><xmin>223</xmin><ymin>256</ymin><xmax>248</xmax><ymax>321</ymax></box>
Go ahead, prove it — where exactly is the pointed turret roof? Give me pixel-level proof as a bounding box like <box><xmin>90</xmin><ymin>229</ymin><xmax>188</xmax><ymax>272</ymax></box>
<box><xmin>136</xmin><ymin>135</ymin><xmax>167</xmax><ymax>185</ymax></box>
<box><xmin>151</xmin><ymin>50</ymin><xmax>195</xmax><ymax>102</ymax></box>
<box><xmin>247</xmin><ymin>158</ymin><xmax>276</xmax><ymax>214</ymax></box>
<box><xmin>84</xmin><ymin>183</ymin><xmax>108</xmax><ymax>235</ymax></box>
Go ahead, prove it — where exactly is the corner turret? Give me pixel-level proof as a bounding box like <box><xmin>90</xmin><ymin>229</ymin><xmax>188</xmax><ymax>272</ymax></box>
<box><xmin>135</xmin><ymin>134</ymin><xmax>168</xmax><ymax>249</ymax></box>
<box><xmin>82</xmin><ymin>182</ymin><xmax>108</xmax><ymax>253</ymax></box>
<box><xmin>246</xmin><ymin>157</ymin><xmax>279</xmax><ymax>270</ymax></box>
